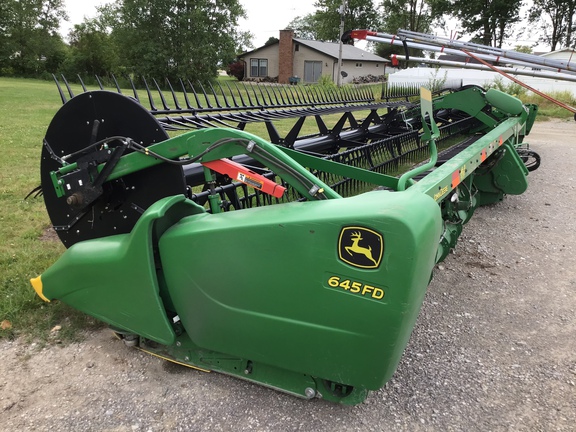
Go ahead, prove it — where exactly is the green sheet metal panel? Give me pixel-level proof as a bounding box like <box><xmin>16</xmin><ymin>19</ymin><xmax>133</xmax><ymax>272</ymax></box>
<box><xmin>159</xmin><ymin>190</ymin><xmax>442</xmax><ymax>389</ymax></box>
<box><xmin>38</xmin><ymin>195</ymin><xmax>204</xmax><ymax>345</ymax></box>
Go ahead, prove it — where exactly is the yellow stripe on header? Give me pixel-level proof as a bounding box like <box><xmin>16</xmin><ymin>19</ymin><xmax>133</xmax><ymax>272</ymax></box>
<box><xmin>30</xmin><ymin>276</ymin><xmax>50</xmax><ymax>302</ymax></box>
<box><xmin>420</xmin><ymin>87</ymin><xmax>432</xmax><ymax>102</ymax></box>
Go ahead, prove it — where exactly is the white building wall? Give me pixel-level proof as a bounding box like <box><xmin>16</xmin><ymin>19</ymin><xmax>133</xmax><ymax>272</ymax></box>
<box><xmin>339</xmin><ymin>60</ymin><xmax>386</xmax><ymax>84</ymax></box>
<box><xmin>293</xmin><ymin>46</ymin><xmax>333</xmax><ymax>83</ymax></box>
<box><xmin>294</xmin><ymin>45</ymin><xmax>386</xmax><ymax>84</ymax></box>
<box><xmin>244</xmin><ymin>45</ymin><xmax>279</xmax><ymax>79</ymax></box>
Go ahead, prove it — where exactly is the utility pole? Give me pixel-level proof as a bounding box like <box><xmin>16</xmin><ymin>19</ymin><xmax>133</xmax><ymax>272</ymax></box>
<box><xmin>337</xmin><ymin>0</ymin><xmax>346</xmax><ymax>87</ymax></box>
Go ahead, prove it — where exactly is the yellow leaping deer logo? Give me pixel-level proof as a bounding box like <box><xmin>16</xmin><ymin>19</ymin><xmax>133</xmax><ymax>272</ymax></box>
<box><xmin>345</xmin><ymin>231</ymin><xmax>378</xmax><ymax>266</ymax></box>
<box><xmin>338</xmin><ymin>227</ymin><xmax>383</xmax><ymax>269</ymax></box>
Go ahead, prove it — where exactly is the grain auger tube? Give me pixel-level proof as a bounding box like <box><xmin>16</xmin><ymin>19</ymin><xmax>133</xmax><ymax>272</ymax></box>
<box><xmin>344</xmin><ymin>28</ymin><xmax>576</xmax><ymax>121</ymax></box>
<box><xmin>31</xmin><ymin>82</ymin><xmax>538</xmax><ymax>404</ymax></box>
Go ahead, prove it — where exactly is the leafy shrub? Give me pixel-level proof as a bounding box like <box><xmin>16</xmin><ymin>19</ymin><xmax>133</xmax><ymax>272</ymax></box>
<box><xmin>426</xmin><ymin>68</ymin><xmax>448</xmax><ymax>92</ymax></box>
<box><xmin>487</xmin><ymin>77</ymin><xmax>527</xmax><ymax>98</ymax></box>
<box><xmin>227</xmin><ymin>61</ymin><xmax>244</xmax><ymax>81</ymax></box>
<box><xmin>316</xmin><ymin>74</ymin><xmax>336</xmax><ymax>89</ymax></box>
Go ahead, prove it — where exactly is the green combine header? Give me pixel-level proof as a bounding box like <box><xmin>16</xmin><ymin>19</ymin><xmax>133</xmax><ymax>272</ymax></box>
<box><xmin>30</xmin><ymin>33</ymin><xmax>554</xmax><ymax>404</ymax></box>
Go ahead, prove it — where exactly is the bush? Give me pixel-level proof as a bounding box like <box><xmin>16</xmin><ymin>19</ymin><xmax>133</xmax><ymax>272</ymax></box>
<box><xmin>317</xmin><ymin>74</ymin><xmax>336</xmax><ymax>89</ymax></box>
<box><xmin>487</xmin><ymin>77</ymin><xmax>527</xmax><ymax>98</ymax></box>
<box><xmin>227</xmin><ymin>61</ymin><xmax>244</xmax><ymax>81</ymax></box>
<box><xmin>426</xmin><ymin>68</ymin><xmax>448</xmax><ymax>92</ymax></box>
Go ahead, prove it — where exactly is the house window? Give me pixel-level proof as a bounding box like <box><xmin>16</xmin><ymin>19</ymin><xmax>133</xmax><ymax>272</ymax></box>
<box><xmin>250</xmin><ymin>59</ymin><xmax>268</xmax><ymax>77</ymax></box>
<box><xmin>295</xmin><ymin>44</ymin><xmax>300</xmax><ymax>52</ymax></box>
<box><xmin>355</xmin><ymin>62</ymin><xmax>363</xmax><ymax>68</ymax></box>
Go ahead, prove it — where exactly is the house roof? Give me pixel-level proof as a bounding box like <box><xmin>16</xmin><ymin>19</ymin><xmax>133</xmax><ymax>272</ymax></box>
<box><xmin>293</xmin><ymin>38</ymin><xmax>388</xmax><ymax>63</ymax></box>
<box><xmin>540</xmin><ymin>48</ymin><xmax>576</xmax><ymax>57</ymax></box>
<box><xmin>240</xmin><ymin>38</ymin><xmax>388</xmax><ymax>63</ymax></box>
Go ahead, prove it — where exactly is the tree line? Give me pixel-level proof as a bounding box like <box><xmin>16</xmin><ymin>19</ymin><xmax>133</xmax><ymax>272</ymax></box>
<box><xmin>0</xmin><ymin>0</ymin><xmax>248</xmax><ymax>82</ymax></box>
<box><xmin>1</xmin><ymin>0</ymin><xmax>575</xmax><ymax>82</ymax></box>
<box><xmin>291</xmin><ymin>0</ymin><xmax>576</xmax><ymax>56</ymax></box>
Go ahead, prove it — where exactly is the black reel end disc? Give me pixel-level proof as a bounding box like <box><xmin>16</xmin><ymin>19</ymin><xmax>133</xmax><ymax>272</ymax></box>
<box><xmin>41</xmin><ymin>91</ymin><xmax>186</xmax><ymax>247</ymax></box>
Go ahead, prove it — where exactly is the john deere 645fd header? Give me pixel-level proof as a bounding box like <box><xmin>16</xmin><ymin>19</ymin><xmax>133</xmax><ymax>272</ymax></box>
<box><xmin>30</xmin><ymin>31</ymin><xmax>559</xmax><ymax>404</ymax></box>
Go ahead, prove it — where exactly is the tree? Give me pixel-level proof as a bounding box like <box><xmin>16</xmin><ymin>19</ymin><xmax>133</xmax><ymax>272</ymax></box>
<box><xmin>0</xmin><ymin>1</ymin><xmax>14</xmax><ymax>74</ymax></box>
<box><xmin>377</xmin><ymin>0</ymin><xmax>445</xmax><ymax>58</ymax></box>
<box><xmin>528</xmin><ymin>0</ymin><xmax>576</xmax><ymax>51</ymax></box>
<box><xmin>287</xmin><ymin>14</ymin><xmax>322</xmax><ymax>40</ymax></box>
<box><xmin>63</xmin><ymin>20</ymin><xmax>119</xmax><ymax>77</ymax></box>
<box><xmin>514</xmin><ymin>45</ymin><xmax>534</xmax><ymax>54</ymax></box>
<box><xmin>102</xmin><ymin>0</ymin><xmax>247</xmax><ymax>82</ymax></box>
<box><xmin>288</xmin><ymin>1</ymin><xmax>380</xmax><ymax>42</ymax></box>
<box><xmin>264</xmin><ymin>37</ymin><xmax>279</xmax><ymax>46</ymax></box>
<box><xmin>314</xmin><ymin>0</ymin><xmax>380</xmax><ymax>41</ymax></box>
<box><xmin>235</xmin><ymin>30</ymin><xmax>254</xmax><ymax>53</ymax></box>
<box><xmin>380</xmin><ymin>0</ymin><xmax>443</xmax><ymax>34</ymax></box>
<box><xmin>439</xmin><ymin>0</ymin><xmax>523</xmax><ymax>47</ymax></box>
<box><xmin>0</xmin><ymin>0</ymin><xmax>68</xmax><ymax>76</ymax></box>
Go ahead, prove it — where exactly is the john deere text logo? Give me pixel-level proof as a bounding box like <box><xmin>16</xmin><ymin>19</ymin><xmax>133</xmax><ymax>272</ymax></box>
<box><xmin>338</xmin><ymin>227</ymin><xmax>383</xmax><ymax>269</ymax></box>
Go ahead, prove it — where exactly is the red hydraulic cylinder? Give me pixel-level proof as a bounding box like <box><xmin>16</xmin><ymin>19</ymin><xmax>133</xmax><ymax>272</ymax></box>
<box><xmin>202</xmin><ymin>158</ymin><xmax>286</xmax><ymax>198</ymax></box>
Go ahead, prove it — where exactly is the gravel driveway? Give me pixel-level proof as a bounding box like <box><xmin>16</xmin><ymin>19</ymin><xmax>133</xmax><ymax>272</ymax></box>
<box><xmin>1</xmin><ymin>120</ymin><xmax>575</xmax><ymax>432</ymax></box>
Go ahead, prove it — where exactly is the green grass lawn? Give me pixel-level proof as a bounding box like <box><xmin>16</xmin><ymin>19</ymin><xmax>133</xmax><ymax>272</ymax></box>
<box><xmin>0</xmin><ymin>77</ymin><xmax>105</xmax><ymax>341</ymax></box>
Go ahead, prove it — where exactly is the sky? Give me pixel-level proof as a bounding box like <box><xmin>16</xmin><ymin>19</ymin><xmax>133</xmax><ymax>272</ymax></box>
<box><xmin>61</xmin><ymin>0</ymin><xmax>318</xmax><ymax>48</ymax></box>
<box><xmin>60</xmin><ymin>1</ymin><xmax>545</xmax><ymax>52</ymax></box>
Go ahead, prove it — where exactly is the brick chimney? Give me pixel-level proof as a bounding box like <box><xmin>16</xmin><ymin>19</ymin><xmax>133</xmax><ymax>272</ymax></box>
<box><xmin>278</xmin><ymin>29</ymin><xmax>294</xmax><ymax>84</ymax></box>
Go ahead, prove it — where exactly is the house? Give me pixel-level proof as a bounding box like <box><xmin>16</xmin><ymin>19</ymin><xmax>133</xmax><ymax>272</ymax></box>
<box><xmin>239</xmin><ymin>29</ymin><xmax>388</xmax><ymax>84</ymax></box>
<box><xmin>539</xmin><ymin>48</ymin><xmax>576</xmax><ymax>62</ymax></box>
